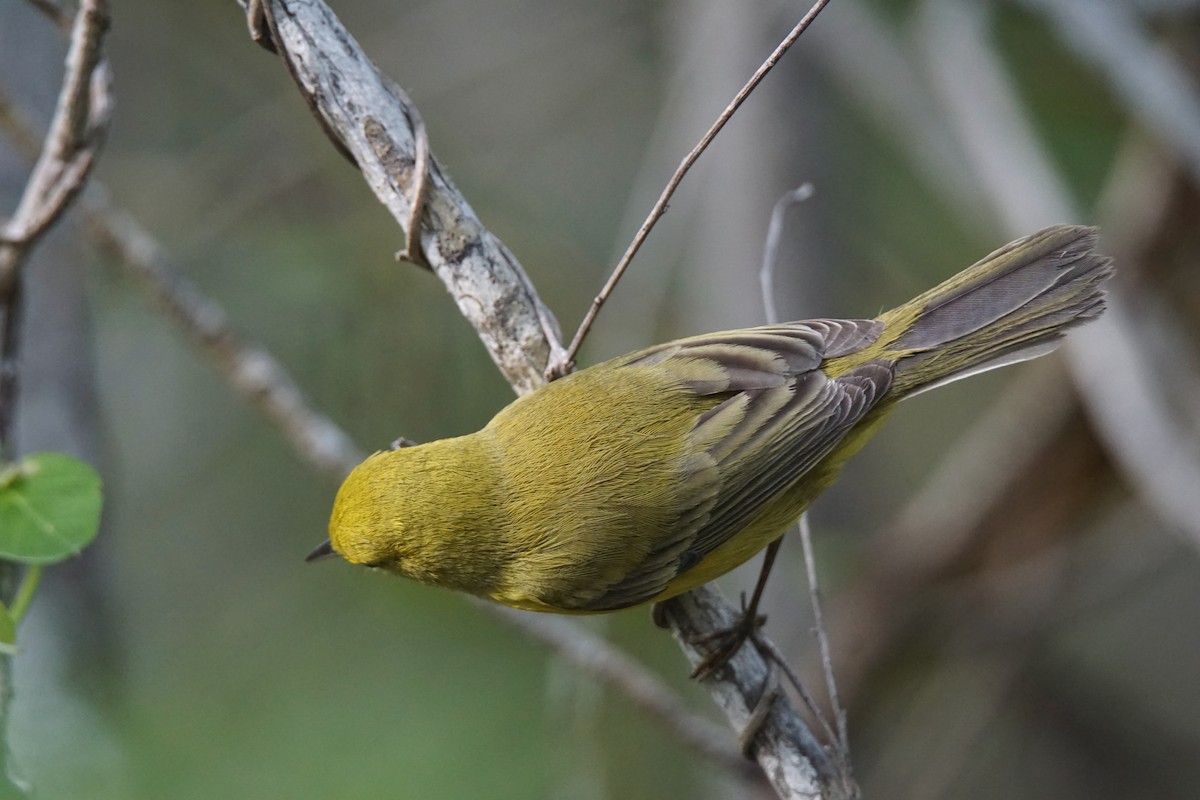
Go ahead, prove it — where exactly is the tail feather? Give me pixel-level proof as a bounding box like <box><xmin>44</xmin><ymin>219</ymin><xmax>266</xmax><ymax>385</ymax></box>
<box><xmin>881</xmin><ymin>225</ymin><xmax>1113</xmax><ymax>398</ymax></box>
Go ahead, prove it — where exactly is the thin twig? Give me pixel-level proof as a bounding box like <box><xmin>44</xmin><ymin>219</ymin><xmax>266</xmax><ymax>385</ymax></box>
<box><xmin>757</xmin><ymin>191</ymin><xmax>850</xmax><ymax>762</ymax></box>
<box><xmin>753</xmin><ymin>631</ymin><xmax>840</xmax><ymax>752</ymax></box>
<box><xmin>1</xmin><ymin>0</ymin><xmax>110</xmax><ymax>277</ymax></box>
<box><xmin>391</xmin><ymin>83</ymin><xmax>431</xmax><ymax>268</ymax></box>
<box><xmin>759</xmin><ymin>184</ymin><xmax>813</xmax><ymax>325</ymax></box>
<box><xmin>555</xmin><ymin>0</ymin><xmax>833</xmax><ymax>378</ymax></box>
<box><xmin>798</xmin><ymin>514</ymin><xmax>848</xmax><ymax>755</ymax></box>
<box><xmin>739</xmin><ymin>662</ymin><xmax>783</xmax><ymax>758</ymax></box>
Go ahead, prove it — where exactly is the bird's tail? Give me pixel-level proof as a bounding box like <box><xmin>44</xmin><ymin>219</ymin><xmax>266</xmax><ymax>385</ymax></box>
<box><xmin>841</xmin><ymin>225</ymin><xmax>1114</xmax><ymax>398</ymax></box>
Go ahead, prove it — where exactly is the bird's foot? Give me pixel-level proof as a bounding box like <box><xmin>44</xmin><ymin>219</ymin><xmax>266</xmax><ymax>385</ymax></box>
<box><xmin>687</xmin><ymin>593</ymin><xmax>768</xmax><ymax>680</ymax></box>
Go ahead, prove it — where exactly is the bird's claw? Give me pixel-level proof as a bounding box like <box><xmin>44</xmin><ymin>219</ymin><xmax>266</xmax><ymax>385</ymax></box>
<box><xmin>688</xmin><ymin>609</ymin><xmax>768</xmax><ymax>680</ymax></box>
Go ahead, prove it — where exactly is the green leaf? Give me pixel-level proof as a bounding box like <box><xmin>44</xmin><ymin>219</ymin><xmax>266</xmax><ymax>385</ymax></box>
<box><xmin>0</xmin><ymin>453</ymin><xmax>103</xmax><ymax>564</ymax></box>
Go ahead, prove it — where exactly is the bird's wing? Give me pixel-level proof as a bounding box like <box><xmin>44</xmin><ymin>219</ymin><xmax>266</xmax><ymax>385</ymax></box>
<box><xmin>585</xmin><ymin>319</ymin><xmax>891</xmax><ymax>610</ymax></box>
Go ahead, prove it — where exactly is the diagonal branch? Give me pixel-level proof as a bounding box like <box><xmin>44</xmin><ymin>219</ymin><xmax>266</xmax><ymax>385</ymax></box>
<box><xmin>243</xmin><ymin>0</ymin><xmax>565</xmax><ymax>396</ymax></box>
<box><xmin>2</xmin><ymin>0</ymin><xmax>111</xmax><ymax>258</ymax></box>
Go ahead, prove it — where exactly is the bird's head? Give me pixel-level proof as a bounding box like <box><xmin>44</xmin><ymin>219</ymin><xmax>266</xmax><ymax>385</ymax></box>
<box><xmin>318</xmin><ymin>449</ymin><xmax>415</xmax><ymax>573</ymax></box>
<box><xmin>310</xmin><ymin>441</ymin><xmax>498</xmax><ymax>592</ymax></box>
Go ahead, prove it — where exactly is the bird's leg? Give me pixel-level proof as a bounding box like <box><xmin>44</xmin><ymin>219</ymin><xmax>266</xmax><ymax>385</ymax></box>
<box><xmin>688</xmin><ymin>536</ymin><xmax>783</xmax><ymax>680</ymax></box>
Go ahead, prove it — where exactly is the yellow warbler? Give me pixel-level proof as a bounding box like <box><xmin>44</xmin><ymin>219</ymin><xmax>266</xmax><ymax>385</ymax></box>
<box><xmin>312</xmin><ymin>225</ymin><xmax>1111</xmax><ymax>614</ymax></box>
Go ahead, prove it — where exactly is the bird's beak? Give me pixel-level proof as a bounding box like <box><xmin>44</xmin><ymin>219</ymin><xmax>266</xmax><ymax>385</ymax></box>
<box><xmin>305</xmin><ymin>539</ymin><xmax>337</xmax><ymax>562</ymax></box>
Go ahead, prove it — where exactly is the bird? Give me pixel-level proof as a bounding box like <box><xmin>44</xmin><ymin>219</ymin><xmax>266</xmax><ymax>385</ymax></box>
<box><xmin>309</xmin><ymin>225</ymin><xmax>1111</xmax><ymax>633</ymax></box>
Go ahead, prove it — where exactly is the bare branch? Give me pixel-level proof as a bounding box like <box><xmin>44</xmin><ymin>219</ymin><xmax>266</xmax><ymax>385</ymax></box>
<box><xmin>798</xmin><ymin>515</ymin><xmax>848</xmax><ymax>756</ymax></box>
<box><xmin>1</xmin><ymin>0</ymin><xmax>110</xmax><ymax>278</ymax></box>
<box><xmin>758</xmin><ymin>188</ymin><xmax>849</xmax><ymax>761</ymax></box>
<box><xmin>247</xmin><ymin>0</ymin><xmax>565</xmax><ymax>396</ymax></box>
<box><xmin>658</xmin><ymin>588</ymin><xmax>856</xmax><ymax>800</ymax></box>
<box><xmin>391</xmin><ymin>91</ymin><xmax>431</xmax><ymax>268</ymax></box>
<box><xmin>1</xmin><ymin>0</ymin><xmax>111</xmax><ymax>455</ymax></box>
<box><xmin>558</xmin><ymin>0</ymin><xmax>834</xmax><ymax>377</ymax></box>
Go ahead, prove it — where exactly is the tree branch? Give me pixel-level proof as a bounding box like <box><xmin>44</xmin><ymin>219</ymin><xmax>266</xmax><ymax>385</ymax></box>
<box><xmin>0</xmin><ymin>0</ymin><xmax>111</xmax><ymax>790</ymax></box>
<box><xmin>244</xmin><ymin>0</ymin><xmax>565</xmax><ymax>396</ymax></box>
<box><xmin>1</xmin><ymin>0</ymin><xmax>111</xmax><ymax>452</ymax></box>
<box><xmin>658</xmin><ymin>590</ymin><xmax>852</xmax><ymax>798</ymax></box>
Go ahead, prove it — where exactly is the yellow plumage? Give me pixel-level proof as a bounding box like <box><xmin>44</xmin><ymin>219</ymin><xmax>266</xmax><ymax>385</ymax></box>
<box><xmin>321</xmin><ymin>225</ymin><xmax>1112</xmax><ymax>613</ymax></box>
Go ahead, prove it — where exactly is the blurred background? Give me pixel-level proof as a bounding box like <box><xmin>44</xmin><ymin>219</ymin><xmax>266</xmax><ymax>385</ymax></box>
<box><xmin>2</xmin><ymin>0</ymin><xmax>1199</xmax><ymax>798</ymax></box>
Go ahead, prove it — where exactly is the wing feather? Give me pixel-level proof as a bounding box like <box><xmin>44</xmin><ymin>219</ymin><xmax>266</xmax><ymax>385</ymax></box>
<box><xmin>584</xmin><ymin>319</ymin><xmax>888</xmax><ymax>610</ymax></box>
